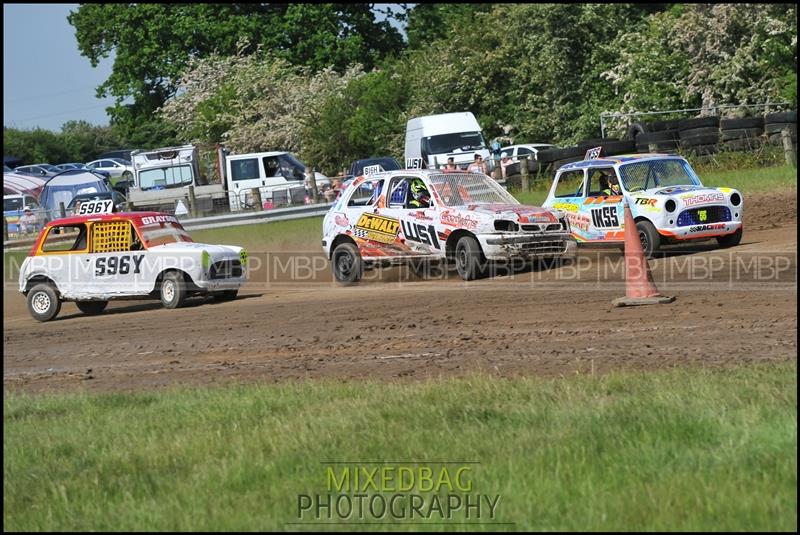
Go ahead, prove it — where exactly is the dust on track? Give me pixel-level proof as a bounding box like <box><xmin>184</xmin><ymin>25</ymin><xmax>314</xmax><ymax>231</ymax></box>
<box><xmin>4</xmin><ymin>190</ymin><xmax>796</xmax><ymax>395</ymax></box>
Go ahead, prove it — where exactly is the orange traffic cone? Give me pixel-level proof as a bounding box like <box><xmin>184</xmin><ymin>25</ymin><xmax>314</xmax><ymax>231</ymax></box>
<box><xmin>612</xmin><ymin>201</ymin><xmax>675</xmax><ymax>307</ymax></box>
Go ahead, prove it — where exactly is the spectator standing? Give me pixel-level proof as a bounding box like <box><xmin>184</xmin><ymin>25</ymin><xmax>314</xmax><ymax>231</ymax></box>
<box><xmin>500</xmin><ymin>152</ymin><xmax>514</xmax><ymax>179</ymax></box>
<box><xmin>19</xmin><ymin>208</ymin><xmax>39</xmax><ymax>235</ymax></box>
<box><xmin>466</xmin><ymin>154</ymin><xmax>488</xmax><ymax>174</ymax></box>
<box><xmin>442</xmin><ymin>157</ymin><xmax>459</xmax><ymax>173</ymax></box>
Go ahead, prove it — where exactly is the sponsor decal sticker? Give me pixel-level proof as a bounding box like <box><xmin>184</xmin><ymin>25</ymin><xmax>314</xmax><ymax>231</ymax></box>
<box><xmin>634</xmin><ymin>198</ymin><xmax>657</xmax><ymax>206</ymax></box>
<box><xmin>440</xmin><ymin>211</ymin><xmax>478</xmax><ymax>230</ymax></box>
<box><xmin>141</xmin><ymin>215</ymin><xmax>179</xmax><ymax>225</ymax></box>
<box><xmin>689</xmin><ymin>223</ymin><xmax>726</xmax><ymax>233</ymax></box>
<box><xmin>334</xmin><ymin>213</ymin><xmax>349</xmax><ymax>227</ymax></box>
<box><xmin>354</xmin><ymin>213</ymin><xmax>400</xmax><ymax>244</ymax></box>
<box><xmin>401</xmin><ymin>220</ymin><xmax>441</xmax><ymax>249</ymax></box>
<box><xmin>552</xmin><ymin>202</ymin><xmax>579</xmax><ymax>213</ymax></box>
<box><xmin>681</xmin><ymin>192</ymin><xmax>725</xmax><ymax>207</ymax></box>
<box><xmin>590</xmin><ymin>206</ymin><xmax>620</xmax><ymax>228</ymax></box>
<box><xmin>566</xmin><ymin>212</ymin><xmax>591</xmax><ymax>231</ymax></box>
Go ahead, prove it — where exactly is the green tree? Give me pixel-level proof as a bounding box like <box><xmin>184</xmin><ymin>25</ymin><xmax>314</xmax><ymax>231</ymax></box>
<box><xmin>68</xmin><ymin>4</ymin><xmax>404</xmax><ymax>145</ymax></box>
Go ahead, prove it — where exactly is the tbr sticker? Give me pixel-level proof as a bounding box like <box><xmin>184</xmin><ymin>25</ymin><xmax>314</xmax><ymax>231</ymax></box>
<box><xmin>354</xmin><ymin>214</ymin><xmax>400</xmax><ymax>244</ymax></box>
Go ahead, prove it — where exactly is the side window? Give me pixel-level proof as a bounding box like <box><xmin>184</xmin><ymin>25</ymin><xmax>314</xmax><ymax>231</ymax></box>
<box><xmin>518</xmin><ymin>147</ymin><xmax>533</xmax><ymax>156</ymax></box>
<box><xmin>347</xmin><ymin>179</ymin><xmax>383</xmax><ymax>207</ymax></box>
<box><xmin>230</xmin><ymin>158</ymin><xmax>260</xmax><ymax>181</ymax></box>
<box><xmin>92</xmin><ymin>220</ymin><xmax>135</xmax><ymax>253</ymax></box>
<box><xmin>587</xmin><ymin>168</ymin><xmax>617</xmax><ymax>197</ymax></box>
<box><xmin>262</xmin><ymin>157</ymin><xmax>280</xmax><ymax>177</ymax></box>
<box><xmin>553</xmin><ymin>170</ymin><xmax>585</xmax><ymax>198</ymax></box>
<box><xmin>387</xmin><ymin>177</ymin><xmax>410</xmax><ymax>208</ymax></box>
<box><xmin>387</xmin><ymin>177</ymin><xmax>430</xmax><ymax>209</ymax></box>
<box><xmin>42</xmin><ymin>224</ymin><xmax>88</xmax><ymax>252</ymax></box>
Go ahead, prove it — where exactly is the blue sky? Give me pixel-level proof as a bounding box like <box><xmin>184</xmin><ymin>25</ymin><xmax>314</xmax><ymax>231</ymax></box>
<box><xmin>3</xmin><ymin>3</ymin><xmax>117</xmax><ymax>132</ymax></box>
<box><xmin>3</xmin><ymin>3</ymin><xmax>407</xmax><ymax>133</ymax></box>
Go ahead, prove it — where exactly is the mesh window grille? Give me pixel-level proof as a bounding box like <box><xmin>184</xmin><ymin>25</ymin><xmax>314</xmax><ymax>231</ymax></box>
<box><xmin>92</xmin><ymin>221</ymin><xmax>133</xmax><ymax>253</ymax></box>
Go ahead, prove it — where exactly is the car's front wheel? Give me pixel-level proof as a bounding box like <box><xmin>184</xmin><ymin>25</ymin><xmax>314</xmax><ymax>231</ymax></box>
<box><xmin>332</xmin><ymin>242</ymin><xmax>362</xmax><ymax>284</ymax></box>
<box><xmin>27</xmin><ymin>283</ymin><xmax>61</xmax><ymax>322</ymax></box>
<box><xmin>454</xmin><ymin>235</ymin><xmax>486</xmax><ymax>281</ymax></box>
<box><xmin>716</xmin><ymin>228</ymin><xmax>742</xmax><ymax>248</ymax></box>
<box><xmin>76</xmin><ymin>301</ymin><xmax>108</xmax><ymax>315</ymax></box>
<box><xmin>636</xmin><ymin>220</ymin><xmax>660</xmax><ymax>259</ymax></box>
<box><xmin>160</xmin><ymin>271</ymin><xmax>187</xmax><ymax>309</ymax></box>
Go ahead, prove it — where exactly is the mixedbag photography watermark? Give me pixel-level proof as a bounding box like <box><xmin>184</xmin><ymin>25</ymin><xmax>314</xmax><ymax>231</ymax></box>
<box><xmin>295</xmin><ymin>462</ymin><xmax>502</xmax><ymax>525</ymax></box>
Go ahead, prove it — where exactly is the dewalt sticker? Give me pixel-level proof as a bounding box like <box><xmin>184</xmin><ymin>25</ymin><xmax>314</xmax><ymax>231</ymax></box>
<box><xmin>354</xmin><ymin>214</ymin><xmax>400</xmax><ymax>244</ymax></box>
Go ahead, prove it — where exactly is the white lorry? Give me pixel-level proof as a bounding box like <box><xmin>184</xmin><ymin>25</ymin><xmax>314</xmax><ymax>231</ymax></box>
<box><xmin>404</xmin><ymin>112</ymin><xmax>494</xmax><ymax>171</ymax></box>
<box><xmin>128</xmin><ymin>145</ymin><xmax>329</xmax><ymax>215</ymax></box>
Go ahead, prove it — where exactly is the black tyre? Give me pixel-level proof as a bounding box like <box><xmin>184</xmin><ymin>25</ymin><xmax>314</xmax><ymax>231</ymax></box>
<box><xmin>677</xmin><ymin>116</ymin><xmax>719</xmax><ymax>131</ymax></box>
<box><xmin>454</xmin><ymin>235</ymin><xmax>486</xmax><ymax>281</ymax></box>
<box><xmin>720</xmin><ymin>117</ymin><xmax>763</xmax><ymax>130</ymax></box>
<box><xmin>764</xmin><ymin>122</ymin><xmax>797</xmax><ymax>137</ymax></box>
<box><xmin>688</xmin><ymin>144</ymin><xmax>719</xmax><ymax>155</ymax></box>
<box><xmin>680</xmin><ymin>134</ymin><xmax>720</xmax><ymax>147</ymax></box>
<box><xmin>637</xmin><ymin>140</ymin><xmax>679</xmax><ymax>153</ymax></box>
<box><xmin>722</xmin><ymin>138</ymin><xmax>762</xmax><ymax>152</ymax></box>
<box><xmin>637</xmin><ymin>131</ymin><xmax>678</xmax><ymax>143</ymax></box>
<box><xmin>679</xmin><ymin>126</ymin><xmax>720</xmax><ymax>139</ymax></box>
<box><xmin>716</xmin><ymin>228</ymin><xmax>742</xmax><ymax>248</ymax></box>
<box><xmin>636</xmin><ymin>220</ymin><xmax>660</xmax><ymax>259</ymax></box>
<box><xmin>26</xmin><ymin>283</ymin><xmax>61</xmax><ymax>322</ymax></box>
<box><xmin>160</xmin><ymin>271</ymin><xmax>187</xmax><ymax>309</ymax></box>
<box><xmin>764</xmin><ymin>111</ymin><xmax>796</xmax><ymax>124</ymax></box>
<box><xmin>76</xmin><ymin>301</ymin><xmax>108</xmax><ymax>315</ymax></box>
<box><xmin>720</xmin><ymin>128</ymin><xmax>763</xmax><ymax>141</ymax></box>
<box><xmin>552</xmin><ymin>156</ymin><xmax>584</xmax><ymax>171</ymax></box>
<box><xmin>625</xmin><ymin>122</ymin><xmax>648</xmax><ymax>140</ymax></box>
<box><xmin>538</xmin><ymin>146</ymin><xmax>585</xmax><ymax>161</ymax></box>
<box><xmin>597</xmin><ymin>139</ymin><xmax>636</xmax><ymax>155</ymax></box>
<box><xmin>331</xmin><ymin>241</ymin><xmax>362</xmax><ymax>284</ymax></box>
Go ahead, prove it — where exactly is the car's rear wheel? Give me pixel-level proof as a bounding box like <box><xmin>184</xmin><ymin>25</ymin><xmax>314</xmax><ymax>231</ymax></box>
<box><xmin>635</xmin><ymin>220</ymin><xmax>660</xmax><ymax>259</ymax></box>
<box><xmin>455</xmin><ymin>235</ymin><xmax>486</xmax><ymax>281</ymax></box>
<box><xmin>76</xmin><ymin>301</ymin><xmax>108</xmax><ymax>315</ymax></box>
<box><xmin>27</xmin><ymin>283</ymin><xmax>61</xmax><ymax>322</ymax></box>
<box><xmin>160</xmin><ymin>271</ymin><xmax>187</xmax><ymax>309</ymax></box>
<box><xmin>332</xmin><ymin>242</ymin><xmax>362</xmax><ymax>284</ymax></box>
<box><xmin>716</xmin><ymin>228</ymin><xmax>742</xmax><ymax>248</ymax></box>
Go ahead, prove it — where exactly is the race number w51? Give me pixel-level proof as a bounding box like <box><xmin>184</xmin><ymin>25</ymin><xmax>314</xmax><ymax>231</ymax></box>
<box><xmin>78</xmin><ymin>200</ymin><xmax>114</xmax><ymax>215</ymax></box>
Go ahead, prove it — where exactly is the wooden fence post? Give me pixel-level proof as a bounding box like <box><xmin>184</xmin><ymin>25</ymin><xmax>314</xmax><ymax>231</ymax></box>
<box><xmin>307</xmin><ymin>167</ymin><xmax>319</xmax><ymax>203</ymax></box>
<box><xmin>781</xmin><ymin>128</ymin><xmax>797</xmax><ymax>167</ymax></box>
<box><xmin>520</xmin><ymin>156</ymin><xmax>530</xmax><ymax>192</ymax></box>
<box><xmin>187</xmin><ymin>185</ymin><xmax>198</xmax><ymax>217</ymax></box>
<box><xmin>251</xmin><ymin>187</ymin><xmax>263</xmax><ymax>211</ymax></box>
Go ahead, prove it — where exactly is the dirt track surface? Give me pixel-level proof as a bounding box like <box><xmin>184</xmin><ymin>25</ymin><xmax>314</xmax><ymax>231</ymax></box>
<box><xmin>4</xmin><ymin>190</ymin><xmax>797</xmax><ymax>395</ymax></box>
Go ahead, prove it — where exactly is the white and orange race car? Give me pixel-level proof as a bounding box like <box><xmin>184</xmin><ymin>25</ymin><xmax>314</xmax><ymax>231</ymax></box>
<box><xmin>322</xmin><ymin>170</ymin><xmax>577</xmax><ymax>282</ymax></box>
<box><xmin>18</xmin><ymin>208</ymin><xmax>247</xmax><ymax>322</ymax></box>
<box><xmin>542</xmin><ymin>154</ymin><xmax>744</xmax><ymax>257</ymax></box>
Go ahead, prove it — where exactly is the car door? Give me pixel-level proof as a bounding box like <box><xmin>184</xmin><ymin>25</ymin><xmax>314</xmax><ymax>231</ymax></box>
<box><xmin>378</xmin><ymin>175</ymin><xmax>440</xmax><ymax>257</ymax></box>
<box><xmin>86</xmin><ymin>220</ymin><xmax>148</xmax><ymax>297</ymax></box>
<box><xmin>544</xmin><ymin>168</ymin><xmax>592</xmax><ymax>241</ymax></box>
<box><xmin>35</xmin><ymin>222</ymin><xmax>93</xmax><ymax>298</ymax></box>
<box><xmin>583</xmin><ymin>167</ymin><xmax>625</xmax><ymax>242</ymax></box>
<box><xmin>227</xmin><ymin>156</ymin><xmax>264</xmax><ymax>210</ymax></box>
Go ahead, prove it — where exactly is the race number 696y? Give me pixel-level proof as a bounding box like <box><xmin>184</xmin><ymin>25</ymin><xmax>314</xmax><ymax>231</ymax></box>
<box><xmin>95</xmin><ymin>254</ymin><xmax>145</xmax><ymax>276</ymax></box>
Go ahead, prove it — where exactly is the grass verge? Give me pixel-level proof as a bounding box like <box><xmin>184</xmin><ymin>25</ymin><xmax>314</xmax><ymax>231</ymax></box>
<box><xmin>4</xmin><ymin>362</ymin><xmax>796</xmax><ymax>531</ymax></box>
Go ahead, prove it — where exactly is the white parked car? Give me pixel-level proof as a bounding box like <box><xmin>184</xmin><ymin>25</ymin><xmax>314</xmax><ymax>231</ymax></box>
<box><xmin>500</xmin><ymin>144</ymin><xmax>556</xmax><ymax>162</ymax></box>
<box><xmin>85</xmin><ymin>158</ymin><xmax>135</xmax><ymax>186</ymax></box>
<box><xmin>323</xmin><ymin>169</ymin><xmax>576</xmax><ymax>282</ymax></box>
<box><xmin>19</xmin><ymin>211</ymin><xmax>248</xmax><ymax>321</ymax></box>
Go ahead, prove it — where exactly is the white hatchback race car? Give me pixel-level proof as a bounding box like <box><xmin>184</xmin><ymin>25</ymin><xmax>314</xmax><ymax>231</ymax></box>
<box><xmin>322</xmin><ymin>170</ymin><xmax>577</xmax><ymax>282</ymax></box>
<box><xmin>19</xmin><ymin>211</ymin><xmax>248</xmax><ymax>322</ymax></box>
<box><xmin>542</xmin><ymin>154</ymin><xmax>744</xmax><ymax>257</ymax></box>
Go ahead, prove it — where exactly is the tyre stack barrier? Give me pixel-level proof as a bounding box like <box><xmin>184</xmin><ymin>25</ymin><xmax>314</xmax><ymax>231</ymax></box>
<box><xmin>677</xmin><ymin>116</ymin><xmax>720</xmax><ymax>155</ymax></box>
<box><xmin>719</xmin><ymin>116</ymin><xmax>764</xmax><ymax>152</ymax></box>
<box><xmin>764</xmin><ymin>111</ymin><xmax>797</xmax><ymax>148</ymax></box>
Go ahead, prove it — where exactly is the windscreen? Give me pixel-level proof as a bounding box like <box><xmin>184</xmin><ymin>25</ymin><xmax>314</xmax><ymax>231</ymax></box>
<box><xmin>138</xmin><ymin>220</ymin><xmax>194</xmax><ymax>247</ymax></box>
<box><xmin>619</xmin><ymin>159</ymin><xmax>701</xmax><ymax>191</ymax></box>
<box><xmin>423</xmin><ymin>132</ymin><xmax>487</xmax><ymax>154</ymax></box>
<box><xmin>428</xmin><ymin>172</ymin><xmax>519</xmax><ymax>207</ymax></box>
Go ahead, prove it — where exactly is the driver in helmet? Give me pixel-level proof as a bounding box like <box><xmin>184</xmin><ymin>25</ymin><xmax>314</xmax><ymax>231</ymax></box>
<box><xmin>602</xmin><ymin>174</ymin><xmax>622</xmax><ymax>196</ymax></box>
<box><xmin>408</xmin><ymin>177</ymin><xmax>431</xmax><ymax>208</ymax></box>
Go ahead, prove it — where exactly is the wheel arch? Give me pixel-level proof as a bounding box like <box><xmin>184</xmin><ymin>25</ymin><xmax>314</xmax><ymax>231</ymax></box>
<box><xmin>445</xmin><ymin>229</ymin><xmax>480</xmax><ymax>261</ymax></box>
<box><xmin>24</xmin><ymin>275</ymin><xmax>58</xmax><ymax>295</ymax></box>
<box><xmin>329</xmin><ymin>234</ymin><xmax>358</xmax><ymax>260</ymax></box>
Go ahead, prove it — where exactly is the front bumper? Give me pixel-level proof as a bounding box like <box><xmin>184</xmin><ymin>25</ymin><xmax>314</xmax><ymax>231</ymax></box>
<box><xmin>194</xmin><ymin>276</ymin><xmax>247</xmax><ymax>292</ymax></box>
<box><xmin>478</xmin><ymin>232</ymin><xmax>578</xmax><ymax>261</ymax></box>
<box><xmin>658</xmin><ymin>221</ymin><xmax>742</xmax><ymax>241</ymax></box>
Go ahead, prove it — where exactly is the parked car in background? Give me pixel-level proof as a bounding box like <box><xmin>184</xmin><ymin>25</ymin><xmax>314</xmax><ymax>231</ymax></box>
<box><xmin>500</xmin><ymin>144</ymin><xmax>556</xmax><ymax>162</ymax></box>
<box><xmin>349</xmin><ymin>157</ymin><xmax>401</xmax><ymax>178</ymax></box>
<box><xmin>98</xmin><ymin>149</ymin><xmax>136</xmax><ymax>162</ymax></box>
<box><xmin>55</xmin><ymin>163</ymin><xmax>112</xmax><ymax>180</ymax></box>
<box><xmin>13</xmin><ymin>164</ymin><xmax>61</xmax><ymax>178</ymax></box>
<box><xmin>85</xmin><ymin>158</ymin><xmax>135</xmax><ymax>188</ymax></box>
<box><xmin>39</xmin><ymin>169</ymin><xmax>113</xmax><ymax>223</ymax></box>
<box><xmin>4</xmin><ymin>193</ymin><xmax>42</xmax><ymax>235</ymax></box>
